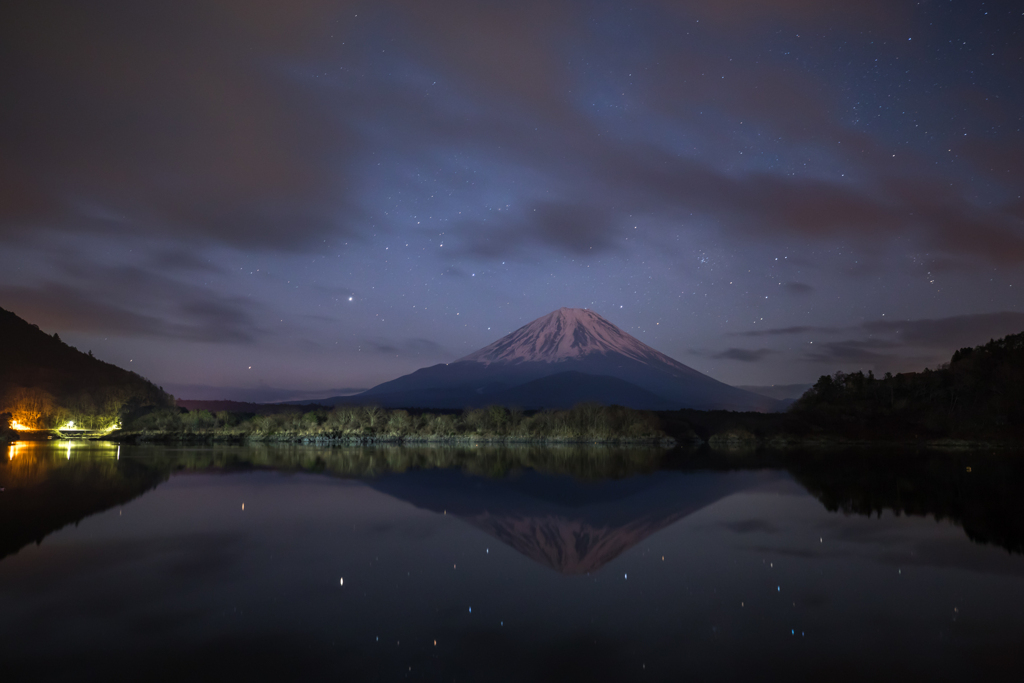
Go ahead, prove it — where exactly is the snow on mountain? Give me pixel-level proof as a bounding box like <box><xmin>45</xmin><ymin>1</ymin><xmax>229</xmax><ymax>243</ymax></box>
<box><xmin>459</xmin><ymin>307</ymin><xmax>694</xmax><ymax>374</ymax></box>
<box><xmin>340</xmin><ymin>307</ymin><xmax>781</xmax><ymax>411</ymax></box>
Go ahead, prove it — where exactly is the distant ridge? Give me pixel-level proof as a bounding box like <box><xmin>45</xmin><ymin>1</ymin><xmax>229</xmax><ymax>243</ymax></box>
<box><xmin>737</xmin><ymin>384</ymin><xmax>813</xmax><ymax>402</ymax></box>
<box><xmin>323</xmin><ymin>308</ymin><xmax>779</xmax><ymax>412</ymax></box>
<box><xmin>175</xmin><ymin>399</ymin><xmax>311</xmax><ymax>415</ymax></box>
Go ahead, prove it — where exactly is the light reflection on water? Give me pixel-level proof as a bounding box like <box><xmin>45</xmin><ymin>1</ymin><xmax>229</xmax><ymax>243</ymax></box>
<box><xmin>1</xmin><ymin>441</ymin><xmax>1023</xmax><ymax>681</ymax></box>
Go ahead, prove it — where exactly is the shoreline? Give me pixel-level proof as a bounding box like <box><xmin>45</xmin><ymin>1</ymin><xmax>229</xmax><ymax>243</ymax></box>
<box><xmin>115</xmin><ymin>432</ymin><xmax>679</xmax><ymax>447</ymax></box>
<box><xmin>96</xmin><ymin>431</ymin><xmax>1023</xmax><ymax>451</ymax></box>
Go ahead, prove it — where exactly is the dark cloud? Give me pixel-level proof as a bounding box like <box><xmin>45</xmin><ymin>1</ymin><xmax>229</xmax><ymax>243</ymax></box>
<box><xmin>455</xmin><ymin>202</ymin><xmax>619</xmax><ymax>259</ymax></box>
<box><xmin>445</xmin><ymin>128</ymin><xmax>1024</xmax><ymax>265</ymax></box>
<box><xmin>0</xmin><ymin>261</ymin><xmax>267</xmax><ymax>343</ymax></box>
<box><xmin>733</xmin><ymin>326</ymin><xmax>822</xmax><ymax>338</ymax></box>
<box><xmin>729</xmin><ymin>312</ymin><xmax>1024</xmax><ymax>374</ymax></box>
<box><xmin>0</xmin><ymin>283</ymin><xmax>261</xmax><ymax>344</ymax></box>
<box><xmin>711</xmin><ymin>348</ymin><xmax>776</xmax><ymax>363</ymax></box>
<box><xmin>605</xmin><ymin>150</ymin><xmax>1024</xmax><ymax>265</ymax></box>
<box><xmin>663</xmin><ymin>0</ymin><xmax>905</xmax><ymax>29</ymax></box>
<box><xmin>803</xmin><ymin>339</ymin><xmax>904</xmax><ymax>366</ymax></box>
<box><xmin>862</xmin><ymin>312</ymin><xmax>1024</xmax><ymax>349</ymax></box>
<box><xmin>2</xmin><ymin>0</ymin><xmax>1021</xmax><ymax>266</ymax></box>
<box><xmin>0</xmin><ymin>0</ymin><xmax>361</xmax><ymax>250</ymax></box>
<box><xmin>1006</xmin><ymin>199</ymin><xmax>1024</xmax><ymax>223</ymax></box>
<box><xmin>741</xmin><ymin>312</ymin><xmax>1024</xmax><ymax>351</ymax></box>
<box><xmin>150</xmin><ymin>250</ymin><xmax>224</xmax><ymax>273</ymax></box>
<box><xmin>393</xmin><ymin>0</ymin><xmax>576</xmax><ymax>122</ymax></box>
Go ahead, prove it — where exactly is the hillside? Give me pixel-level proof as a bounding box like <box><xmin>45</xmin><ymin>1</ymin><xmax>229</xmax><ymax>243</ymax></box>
<box><xmin>0</xmin><ymin>306</ymin><xmax>173</xmax><ymax>430</ymax></box>
<box><xmin>789</xmin><ymin>330</ymin><xmax>1024</xmax><ymax>440</ymax></box>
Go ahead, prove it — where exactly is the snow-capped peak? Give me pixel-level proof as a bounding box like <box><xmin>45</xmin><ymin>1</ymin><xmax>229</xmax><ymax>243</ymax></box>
<box><xmin>458</xmin><ymin>307</ymin><xmax>692</xmax><ymax>371</ymax></box>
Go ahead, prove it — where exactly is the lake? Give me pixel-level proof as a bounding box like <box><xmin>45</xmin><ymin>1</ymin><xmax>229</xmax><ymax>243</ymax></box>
<box><xmin>2</xmin><ymin>440</ymin><xmax>1024</xmax><ymax>681</ymax></box>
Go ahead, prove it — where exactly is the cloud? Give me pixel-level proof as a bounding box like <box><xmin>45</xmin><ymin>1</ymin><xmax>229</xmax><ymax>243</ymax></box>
<box><xmin>0</xmin><ymin>1</ymin><xmax>362</xmax><ymax>251</ymax></box>
<box><xmin>861</xmin><ymin>312</ymin><xmax>1024</xmax><ymax>349</ymax></box>
<box><xmin>0</xmin><ymin>263</ymin><xmax>267</xmax><ymax>343</ymax></box>
<box><xmin>712</xmin><ymin>347</ymin><xmax>776</xmax><ymax>362</ymax></box>
<box><xmin>803</xmin><ymin>339</ymin><xmax>904</xmax><ymax>365</ymax></box>
<box><xmin>454</xmin><ymin>201</ymin><xmax>620</xmax><ymax>259</ymax></box>
<box><xmin>1</xmin><ymin>0</ymin><xmax>1020</xmax><ymax>268</ymax></box>
<box><xmin>445</xmin><ymin>128</ymin><xmax>1024</xmax><ymax>265</ymax></box>
<box><xmin>660</xmin><ymin>0</ymin><xmax>906</xmax><ymax>29</ymax></box>
<box><xmin>739</xmin><ymin>312</ymin><xmax>1024</xmax><ymax>351</ymax></box>
<box><xmin>0</xmin><ymin>283</ymin><xmax>261</xmax><ymax>344</ymax></box>
<box><xmin>602</xmin><ymin>147</ymin><xmax>1024</xmax><ymax>264</ymax></box>
<box><xmin>732</xmin><ymin>326</ymin><xmax>822</xmax><ymax>338</ymax></box>
<box><xmin>727</xmin><ymin>311</ymin><xmax>1024</xmax><ymax>373</ymax></box>
<box><xmin>150</xmin><ymin>250</ymin><xmax>224</xmax><ymax>273</ymax></box>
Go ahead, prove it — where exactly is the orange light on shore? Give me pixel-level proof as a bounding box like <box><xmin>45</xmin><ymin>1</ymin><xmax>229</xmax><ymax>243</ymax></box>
<box><xmin>10</xmin><ymin>421</ymin><xmax>28</xmax><ymax>431</ymax></box>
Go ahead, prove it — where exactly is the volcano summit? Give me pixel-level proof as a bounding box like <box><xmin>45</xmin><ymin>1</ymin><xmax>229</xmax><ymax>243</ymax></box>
<box><xmin>334</xmin><ymin>308</ymin><xmax>778</xmax><ymax>412</ymax></box>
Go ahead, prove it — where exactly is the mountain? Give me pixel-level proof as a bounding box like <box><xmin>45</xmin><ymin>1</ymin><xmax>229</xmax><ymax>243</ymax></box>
<box><xmin>0</xmin><ymin>306</ymin><xmax>173</xmax><ymax>429</ymax></box>
<box><xmin>485</xmin><ymin>371</ymin><xmax>678</xmax><ymax>411</ymax></box>
<box><xmin>327</xmin><ymin>308</ymin><xmax>779</xmax><ymax>411</ymax></box>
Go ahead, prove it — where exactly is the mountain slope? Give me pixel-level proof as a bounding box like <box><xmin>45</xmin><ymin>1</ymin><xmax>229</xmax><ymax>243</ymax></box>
<box><xmin>487</xmin><ymin>371</ymin><xmax>678</xmax><ymax>411</ymax></box>
<box><xmin>337</xmin><ymin>308</ymin><xmax>779</xmax><ymax>411</ymax></box>
<box><xmin>0</xmin><ymin>306</ymin><xmax>173</xmax><ymax>429</ymax></box>
<box><xmin>462</xmin><ymin>308</ymin><xmax>703</xmax><ymax>376</ymax></box>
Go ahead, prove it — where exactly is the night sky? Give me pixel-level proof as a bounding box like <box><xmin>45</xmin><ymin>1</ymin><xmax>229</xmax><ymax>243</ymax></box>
<box><xmin>2</xmin><ymin>1</ymin><xmax>1022</xmax><ymax>402</ymax></box>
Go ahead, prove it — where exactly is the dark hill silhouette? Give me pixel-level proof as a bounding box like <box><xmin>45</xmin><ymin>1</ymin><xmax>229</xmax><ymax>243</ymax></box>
<box><xmin>0</xmin><ymin>306</ymin><xmax>173</xmax><ymax>430</ymax></box>
<box><xmin>175</xmin><ymin>399</ymin><xmax>309</xmax><ymax>415</ymax></box>
<box><xmin>790</xmin><ymin>329</ymin><xmax>1024</xmax><ymax>440</ymax></box>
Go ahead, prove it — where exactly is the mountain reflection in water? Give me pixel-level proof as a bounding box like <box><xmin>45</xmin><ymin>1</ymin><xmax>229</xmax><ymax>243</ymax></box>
<box><xmin>3</xmin><ymin>441</ymin><xmax>1024</xmax><ymax>567</ymax></box>
<box><xmin>368</xmin><ymin>469</ymin><xmax>778</xmax><ymax>574</ymax></box>
<box><xmin>3</xmin><ymin>441</ymin><xmax>1024</xmax><ymax>682</ymax></box>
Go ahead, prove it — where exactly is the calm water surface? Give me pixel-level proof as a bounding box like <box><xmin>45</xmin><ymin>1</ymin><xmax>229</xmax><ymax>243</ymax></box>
<box><xmin>2</xmin><ymin>440</ymin><xmax>1023</xmax><ymax>682</ymax></box>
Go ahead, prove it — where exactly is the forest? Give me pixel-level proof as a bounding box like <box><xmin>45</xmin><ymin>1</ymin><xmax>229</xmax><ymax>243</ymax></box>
<box><xmin>0</xmin><ymin>307</ymin><xmax>173</xmax><ymax>431</ymax></box>
<box><xmin>788</xmin><ymin>330</ymin><xmax>1024</xmax><ymax>440</ymax></box>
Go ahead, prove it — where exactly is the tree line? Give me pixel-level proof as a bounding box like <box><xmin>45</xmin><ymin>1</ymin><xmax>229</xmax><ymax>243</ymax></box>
<box><xmin>789</xmin><ymin>330</ymin><xmax>1024</xmax><ymax>440</ymax></box>
<box><xmin>125</xmin><ymin>402</ymin><xmax>669</xmax><ymax>443</ymax></box>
